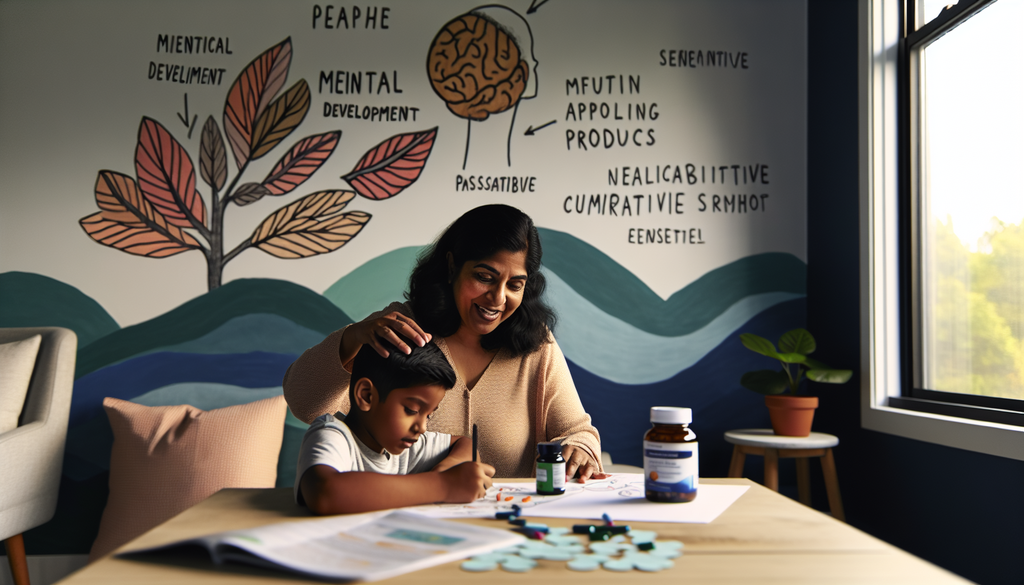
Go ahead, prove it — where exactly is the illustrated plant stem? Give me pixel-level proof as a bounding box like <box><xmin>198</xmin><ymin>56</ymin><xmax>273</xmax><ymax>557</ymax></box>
<box><xmin>205</xmin><ymin>160</ymin><xmax>250</xmax><ymax>291</ymax></box>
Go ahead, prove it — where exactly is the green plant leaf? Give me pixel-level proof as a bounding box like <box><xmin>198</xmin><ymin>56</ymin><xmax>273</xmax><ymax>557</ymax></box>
<box><xmin>803</xmin><ymin>357</ymin><xmax>832</xmax><ymax>370</ymax></box>
<box><xmin>779</xmin><ymin>328</ymin><xmax>816</xmax><ymax>355</ymax></box>
<box><xmin>806</xmin><ymin>369</ymin><xmax>853</xmax><ymax>384</ymax></box>
<box><xmin>740</xmin><ymin>333</ymin><xmax>780</xmax><ymax>359</ymax></box>
<box><xmin>740</xmin><ymin>370</ymin><xmax>791</xmax><ymax>395</ymax></box>
<box><xmin>776</xmin><ymin>352</ymin><xmax>808</xmax><ymax>364</ymax></box>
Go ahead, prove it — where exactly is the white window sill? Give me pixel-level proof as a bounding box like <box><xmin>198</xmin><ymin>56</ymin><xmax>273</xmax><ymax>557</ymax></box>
<box><xmin>861</xmin><ymin>399</ymin><xmax>1024</xmax><ymax>461</ymax></box>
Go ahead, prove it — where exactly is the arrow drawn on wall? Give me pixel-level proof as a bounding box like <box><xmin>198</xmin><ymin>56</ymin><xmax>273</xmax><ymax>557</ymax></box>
<box><xmin>524</xmin><ymin>120</ymin><xmax>556</xmax><ymax>136</ymax></box>
<box><xmin>176</xmin><ymin>94</ymin><xmax>198</xmax><ymax>139</ymax></box>
<box><xmin>526</xmin><ymin>0</ymin><xmax>550</xmax><ymax>14</ymax></box>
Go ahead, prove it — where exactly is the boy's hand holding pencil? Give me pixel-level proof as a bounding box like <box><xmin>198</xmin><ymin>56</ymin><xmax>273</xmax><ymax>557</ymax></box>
<box><xmin>440</xmin><ymin>461</ymin><xmax>495</xmax><ymax>502</ymax></box>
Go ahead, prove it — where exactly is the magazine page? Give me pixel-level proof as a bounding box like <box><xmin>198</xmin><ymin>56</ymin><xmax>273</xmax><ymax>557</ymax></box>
<box><xmin>128</xmin><ymin>511</ymin><xmax>524</xmax><ymax>582</ymax></box>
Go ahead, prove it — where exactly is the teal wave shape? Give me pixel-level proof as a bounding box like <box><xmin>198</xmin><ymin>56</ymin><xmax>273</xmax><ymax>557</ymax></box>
<box><xmin>75</xmin><ymin>278</ymin><xmax>351</xmax><ymax>379</ymax></box>
<box><xmin>322</xmin><ymin>245</ymin><xmax>424</xmax><ymax>320</ymax></box>
<box><xmin>130</xmin><ymin>383</ymin><xmax>304</xmax><ymax>429</ymax></box>
<box><xmin>544</xmin><ymin>267</ymin><xmax>803</xmax><ymax>384</ymax></box>
<box><xmin>537</xmin><ymin>228</ymin><xmax>806</xmax><ymax>336</ymax></box>
<box><xmin>150</xmin><ymin>313</ymin><xmax>326</xmax><ymax>357</ymax></box>
<box><xmin>0</xmin><ymin>271</ymin><xmax>119</xmax><ymax>347</ymax></box>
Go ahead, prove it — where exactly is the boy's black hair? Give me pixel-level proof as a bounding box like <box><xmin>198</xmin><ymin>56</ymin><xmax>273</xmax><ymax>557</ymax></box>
<box><xmin>406</xmin><ymin>204</ymin><xmax>557</xmax><ymax>357</ymax></box>
<box><xmin>349</xmin><ymin>338</ymin><xmax>456</xmax><ymax>406</ymax></box>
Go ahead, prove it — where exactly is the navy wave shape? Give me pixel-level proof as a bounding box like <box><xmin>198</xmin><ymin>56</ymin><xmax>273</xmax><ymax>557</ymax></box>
<box><xmin>69</xmin><ymin>351</ymin><xmax>297</xmax><ymax>427</ymax></box>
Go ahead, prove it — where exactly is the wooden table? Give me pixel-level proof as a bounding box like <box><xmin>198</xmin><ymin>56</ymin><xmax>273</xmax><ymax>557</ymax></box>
<box><xmin>58</xmin><ymin>479</ymin><xmax>970</xmax><ymax>584</ymax></box>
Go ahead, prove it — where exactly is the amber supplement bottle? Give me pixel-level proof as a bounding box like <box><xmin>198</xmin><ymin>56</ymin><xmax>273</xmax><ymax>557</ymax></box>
<box><xmin>644</xmin><ymin>406</ymin><xmax>698</xmax><ymax>502</ymax></box>
<box><xmin>536</xmin><ymin>442</ymin><xmax>566</xmax><ymax>495</ymax></box>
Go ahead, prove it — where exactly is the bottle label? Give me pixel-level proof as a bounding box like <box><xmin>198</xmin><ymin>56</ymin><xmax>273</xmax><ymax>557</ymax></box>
<box><xmin>643</xmin><ymin>440</ymin><xmax>698</xmax><ymax>494</ymax></box>
<box><xmin>536</xmin><ymin>461</ymin><xmax>565</xmax><ymax>492</ymax></box>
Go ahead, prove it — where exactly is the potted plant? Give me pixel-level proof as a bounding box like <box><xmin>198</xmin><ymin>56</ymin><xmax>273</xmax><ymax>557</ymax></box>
<box><xmin>739</xmin><ymin>328</ymin><xmax>852</xmax><ymax>436</ymax></box>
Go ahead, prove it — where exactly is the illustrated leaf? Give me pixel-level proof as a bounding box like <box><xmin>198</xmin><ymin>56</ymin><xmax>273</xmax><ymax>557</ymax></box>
<box><xmin>93</xmin><ymin>170</ymin><xmax>194</xmax><ymax>238</ymax></box>
<box><xmin>233</xmin><ymin>182</ymin><xmax>273</xmax><ymax>206</ymax></box>
<box><xmin>199</xmin><ymin>116</ymin><xmax>227</xmax><ymax>191</ymax></box>
<box><xmin>223</xmin><ymin>38</ymin><xmax>293</xmax><ymax>169</ymax></box>
<box><xmin>740</xmin><ymin>370</ymin><xmax>791</xmax><ymax>395</ymax></box>
<box><xmin>262</xmin><ymin>131</ymin><xmax>341</xmax><ymax>196</ymax></box>
<box><xmin>342</xmin><ymin>127</ymin><xmax>438</xmax><ymax>200</ymax></box>
<box><xmin>80</xmin><ymin>212</ymin><xmax>200</xmax><ymax>258</ymax></box>
<box><xmin>250</xmin><ymin>79</ymin><xmax>310</xmax><ymax>160</ymax></box>
<box><xmin>135</xmin><ymin>117</ymin><xmax>207</xmax><ymax>228</ymax></box>
<box><xmin>779</xmin><ymin>328</ymin><xmax>816</xmax><ymax>355</ymax></box>
<box><xmin>250</xmin><ymin>190</ymin><xmax>366</xmax><ymax>258</ymax></box>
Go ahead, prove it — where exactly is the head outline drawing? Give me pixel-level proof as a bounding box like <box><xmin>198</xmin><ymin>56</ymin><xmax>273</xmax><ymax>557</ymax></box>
<box><xmin>470</xmin><ymin>5</ymin><xmax>538</xmax><ymax>99</ymax></box>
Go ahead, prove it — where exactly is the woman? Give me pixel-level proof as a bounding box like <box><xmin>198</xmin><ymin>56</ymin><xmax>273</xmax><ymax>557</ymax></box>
<box><xmin>283</xmin><ymin>204</ymin><xmax>605</xmax><ymax>480</ymax></box>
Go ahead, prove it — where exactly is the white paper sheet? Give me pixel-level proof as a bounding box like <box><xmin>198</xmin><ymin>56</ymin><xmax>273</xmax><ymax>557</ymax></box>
<box><xmin>407</xmin><ymin>474</ymin><xmax>749</xmax><ymax>524</ymax></box>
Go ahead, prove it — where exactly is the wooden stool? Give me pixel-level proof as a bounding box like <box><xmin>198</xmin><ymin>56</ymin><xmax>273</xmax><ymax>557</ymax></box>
<box><xmin>725</xmin><ymin>429</ymin><xmax>845</xmax><ymax>522</ymax></box>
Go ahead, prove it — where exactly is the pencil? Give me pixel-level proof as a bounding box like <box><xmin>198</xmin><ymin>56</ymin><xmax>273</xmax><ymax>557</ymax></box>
<box><xmin>472</xmin><ymin>424</ymin><xmax>478</xmax><ymax>462</ymax></box>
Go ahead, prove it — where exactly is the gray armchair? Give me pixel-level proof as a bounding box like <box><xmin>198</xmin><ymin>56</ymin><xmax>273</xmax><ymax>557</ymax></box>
<box><xmin>1</xmin><ymin>328</ymin><xmax>76</xmax><ymax>585</ymax></box>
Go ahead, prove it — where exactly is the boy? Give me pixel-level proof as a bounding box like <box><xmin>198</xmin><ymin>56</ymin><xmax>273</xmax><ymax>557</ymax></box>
<box><xmin>295</xmin><ymin>339</ymin><xmax>494</xmax><ymax>515</ymax></box>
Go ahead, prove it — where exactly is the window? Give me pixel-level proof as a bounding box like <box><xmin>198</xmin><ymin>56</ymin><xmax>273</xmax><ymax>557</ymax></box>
<box><xmin>860</xmin><ymin>0</ymin><xmax>1024</xmax><ymax>460</ymax></box>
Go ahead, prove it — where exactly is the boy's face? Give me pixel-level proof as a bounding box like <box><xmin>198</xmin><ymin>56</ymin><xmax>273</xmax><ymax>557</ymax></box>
<box><xmin>363</xmin><ymin>384</ymin><xmax>446</xmax><ymax>456</ymax></box>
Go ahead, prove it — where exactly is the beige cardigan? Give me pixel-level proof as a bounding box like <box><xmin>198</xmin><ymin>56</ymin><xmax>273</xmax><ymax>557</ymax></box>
<box><xmin>282</xmin><ymin>303</ymin><xmax>603</xmax><ymax>478</ymax></box>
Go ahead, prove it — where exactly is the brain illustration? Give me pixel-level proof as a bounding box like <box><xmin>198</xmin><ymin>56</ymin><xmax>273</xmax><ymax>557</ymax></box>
<box><xmin>427</xmin><ymin>13</ymin><xmax>529</xmax><ymax>120</ymax></box>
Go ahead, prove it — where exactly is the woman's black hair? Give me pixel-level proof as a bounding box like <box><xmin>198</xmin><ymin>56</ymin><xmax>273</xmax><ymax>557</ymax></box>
<box><xmin>406</xmin><ymin>204</ymin><xmax>556</xmax><ymax>356</ymax></box>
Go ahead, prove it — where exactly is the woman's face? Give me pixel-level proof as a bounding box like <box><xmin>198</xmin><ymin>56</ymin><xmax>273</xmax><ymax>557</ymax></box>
<box><xmin>451</xmin><ymin>249</ymin><xmax>528</xmax><ymax>337</ymax></box>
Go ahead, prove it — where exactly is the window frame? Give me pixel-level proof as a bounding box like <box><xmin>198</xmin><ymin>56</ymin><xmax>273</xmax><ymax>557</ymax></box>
<box><xmin>859</xmin><ymin>0</ymin><xmax>1024</xmax><ymax>461</ymax></box>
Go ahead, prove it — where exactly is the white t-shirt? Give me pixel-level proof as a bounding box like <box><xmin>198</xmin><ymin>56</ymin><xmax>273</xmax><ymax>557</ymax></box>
<box><xmin>294</xmin><ymin>413</ymin><xmax>453</xmax><ymax>505</ymax></box>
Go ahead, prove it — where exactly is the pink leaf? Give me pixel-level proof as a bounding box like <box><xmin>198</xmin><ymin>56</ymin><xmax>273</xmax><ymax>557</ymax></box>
<box><xmin>262</xmin><ymin>131</ymin><xmax>340</xmax><ymax>196</ymax></box>
<box><xmin>341</xmin><ymin>128</ymin><xmax>437</xmax><ymax>200</ymax></box>
<box><xmin>135</xmin><ymin>117</ymin><xmax>207</xmax><ymax>228</ymax></box>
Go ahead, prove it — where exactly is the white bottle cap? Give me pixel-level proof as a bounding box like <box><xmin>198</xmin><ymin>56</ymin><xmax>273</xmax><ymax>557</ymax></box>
<box><xmin>650</xmin><ymin>406</ymin><xmax>692</xmax><ymax>424</ymax></box>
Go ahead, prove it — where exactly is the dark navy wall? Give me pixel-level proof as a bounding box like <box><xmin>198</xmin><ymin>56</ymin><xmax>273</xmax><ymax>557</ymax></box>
<box><xmin>806</xmin><ymin>2</ymin><xmax>1024</xmax><ymax>584</ymax></box>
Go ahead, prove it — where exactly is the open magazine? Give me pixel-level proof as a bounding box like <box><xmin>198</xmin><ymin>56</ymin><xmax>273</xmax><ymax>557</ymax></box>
<box><xmin>121</xmin><ymin>510</ymin><xmax>524</xmax><ymax>582</ymax></box>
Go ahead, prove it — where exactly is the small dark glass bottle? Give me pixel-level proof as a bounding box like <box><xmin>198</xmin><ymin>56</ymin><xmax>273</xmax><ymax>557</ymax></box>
<box><xmin>536</xmin><ymin>442</ymin><xmax>566</xmax><ymax>495</ymax></box>
<box><xmin>644</xmin><ymin>406</ymin><xmax>698</xmax><ymax>503</ymax></box>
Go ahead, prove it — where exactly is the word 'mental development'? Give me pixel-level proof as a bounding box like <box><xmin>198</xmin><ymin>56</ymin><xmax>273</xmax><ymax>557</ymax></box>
<box><xmin>312</xmin><ymin>5</ymin><xmax>391</xmax><ymax>29</ymax></box>
<box><xmin>148</xmin><ymin>34</ymin><xmax>231</xmax><ymax>85</ymax></box>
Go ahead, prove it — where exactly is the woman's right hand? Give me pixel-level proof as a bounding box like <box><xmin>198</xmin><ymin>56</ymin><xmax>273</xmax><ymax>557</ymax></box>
<box><xmin>340</xmin><ymin>311</ymin><xmax>432</xmax><ymax>363</ymax></box>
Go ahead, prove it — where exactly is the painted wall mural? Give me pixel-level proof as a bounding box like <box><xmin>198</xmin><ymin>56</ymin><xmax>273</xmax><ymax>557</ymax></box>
<box><xmin>0</xmin><ymin>0</ymin><xmax>807</xmax><ymax>554</ymax></box>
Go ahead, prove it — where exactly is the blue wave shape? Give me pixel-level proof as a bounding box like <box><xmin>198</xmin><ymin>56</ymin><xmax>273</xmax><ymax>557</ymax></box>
<box><xmin>544</xmin><ymin>267</ymin><xmax>804</xmax><ymax>384</ymax></box>
<box><xmin>69</xmin><ymin>351</ymin><xmax>297</xmax><ymax>427</ymax></box>
<box><xmin>572</xmin><ymin>298</ymin><xmax>807</xmax><ymax>472</ymax></box>
<box><xmin>145</xmin><ymin>313</ymin><xmax>325</xmax><ymax>356</ymax></box>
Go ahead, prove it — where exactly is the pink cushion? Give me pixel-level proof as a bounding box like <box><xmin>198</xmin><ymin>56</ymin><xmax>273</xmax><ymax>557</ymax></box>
<box><xmin>88</xmin><ymin>395</ymin><xmax>287</xmax><ymax>561</ymax></box>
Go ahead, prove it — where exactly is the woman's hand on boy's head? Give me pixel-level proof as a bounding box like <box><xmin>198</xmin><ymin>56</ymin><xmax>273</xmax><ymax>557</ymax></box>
<box><xmin>352</xmin><ymin>311</ymin><xmax>432</xmax><ymax>358</ymax></box>
<box><xmin>440</xmin><ymin>461</ymin><xmax>495</xmax><ymax>503</ymax></box>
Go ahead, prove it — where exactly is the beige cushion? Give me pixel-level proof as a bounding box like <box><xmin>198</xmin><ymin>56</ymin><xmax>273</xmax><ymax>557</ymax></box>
<box><xmin>0</xmin><ymin>334</ymin><xmax>41</xmax><ymax>433</ymax></box>
<box><xmin>89</xmin><ymin>394</ymin><xmax>287</xmax><ymax>561</ymax></box>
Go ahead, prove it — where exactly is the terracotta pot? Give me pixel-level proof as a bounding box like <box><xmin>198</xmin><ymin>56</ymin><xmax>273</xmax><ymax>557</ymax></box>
<box><xmin>764</xmin><ymin>395</ymin><xmax>818</xmax><ymax>437</ymax></box>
